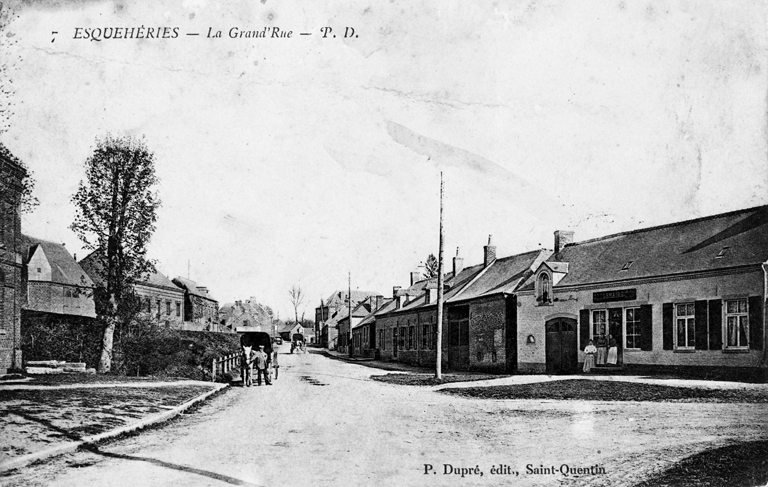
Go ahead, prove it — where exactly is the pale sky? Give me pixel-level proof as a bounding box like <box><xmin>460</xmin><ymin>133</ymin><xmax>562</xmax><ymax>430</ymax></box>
<box><xmin>2</xmin><ymin>0</ymin><xmax>767</xmax><ymax>319</ymax></box>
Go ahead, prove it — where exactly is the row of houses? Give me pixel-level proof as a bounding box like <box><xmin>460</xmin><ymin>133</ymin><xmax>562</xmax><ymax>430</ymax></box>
<box><xmin>333</xmin><ymin>205</ymin><xmax>767</xmax><ymax>379</ymax></box>
<box><xmin>0</xmin><ymin>149</ymin><xmax>222</xmax><ymax>374</ymax></box>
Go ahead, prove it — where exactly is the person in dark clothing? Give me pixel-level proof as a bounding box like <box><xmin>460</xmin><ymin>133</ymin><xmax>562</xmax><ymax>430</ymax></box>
<box><xmin>253</xmin><ymin>345</ymin><xmax>271</xmax><ymax>385</ymax></box>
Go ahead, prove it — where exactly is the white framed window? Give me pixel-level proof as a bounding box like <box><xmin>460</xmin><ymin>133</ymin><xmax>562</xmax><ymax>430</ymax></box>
<box><xmin>725</xmin><ymin>299</ymin><xmax>749</xmax><ymax>349</ymax></box>
<box><xmin>675</xmin><ymin>303</ymin><xmax>695</xmax><ymax>350</ymax></box>
<box><xmin>591</xmin><ymin>309</ymin><xmax>607</xmax><ymax>340</ymax></box>
<box><xmin>625</xmin><ymin>307</ymin><xmax>641</xmax><ymax>350</ymax></box>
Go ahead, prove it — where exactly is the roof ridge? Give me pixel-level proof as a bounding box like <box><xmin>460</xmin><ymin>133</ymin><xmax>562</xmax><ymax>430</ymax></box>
<box><xmin>568</xmin><ymin>204</ymin><xmax>768</xmax><ymax>248</ymax></box>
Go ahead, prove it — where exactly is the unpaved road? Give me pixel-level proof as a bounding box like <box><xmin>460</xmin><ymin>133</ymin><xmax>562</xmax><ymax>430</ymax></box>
<box><xmin>4</xmin><ymin>349</ymin><xmax>768</xmax><ymax>487</ymax></box>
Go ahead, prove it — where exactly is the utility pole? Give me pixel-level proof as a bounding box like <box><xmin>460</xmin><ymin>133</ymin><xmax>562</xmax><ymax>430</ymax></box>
<box><xmin>348</xmin><ymin>271</ymin><xmax>352</xmax><ymax>356</ymax></box>
<box><xmin>435</xmin><ymin>172</ymin><xmax>445</xmax><ymax>380</ymax></box>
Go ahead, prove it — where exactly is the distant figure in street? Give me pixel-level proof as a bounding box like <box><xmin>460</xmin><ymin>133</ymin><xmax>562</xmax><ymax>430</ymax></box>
<box><xmin>254</xmin><ymin>345</ymin><xmax>271</xmax><ymax>386</ymax></box>
<box><xmin>607</xmin><ymin>335</ymin><xmax>618</xmax><ymax>365</ymax></box>
<box><xmin>272</xmin><ymin>349</ymin><xmax>279</xmax><ymax>381</ymax></box>
<box><xmin>583</xmin><ymin>340</ymin><xmax>597</xmax><ymax>373</ymax></box>
<box><xmin>596</xmin><ymin>334</ymin><xmax>608</xmax><ymax>365</ymax></box>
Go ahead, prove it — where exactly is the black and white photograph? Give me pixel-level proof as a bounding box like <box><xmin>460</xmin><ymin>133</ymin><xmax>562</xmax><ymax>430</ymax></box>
<box><xmin>1</xmin><ymin>1</ymin><xmax>767</xmax><ymax>486</ymax></box>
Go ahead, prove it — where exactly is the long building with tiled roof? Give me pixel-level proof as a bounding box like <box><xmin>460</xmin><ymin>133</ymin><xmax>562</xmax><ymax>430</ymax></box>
<box><xmin>518</xmin><ymin>205</ymin><xmax>768</xmax><ymax>379</ymax></box>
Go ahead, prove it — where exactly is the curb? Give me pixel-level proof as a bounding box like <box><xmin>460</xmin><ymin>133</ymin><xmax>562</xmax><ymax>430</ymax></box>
<box><xmin>0</xmin><ymin>382</ymin><xmax>228</xmax><ymax>473</ymax></box>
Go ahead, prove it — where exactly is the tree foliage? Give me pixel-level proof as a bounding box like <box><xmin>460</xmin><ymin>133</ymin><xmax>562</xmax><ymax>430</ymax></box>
<box><xmin>423</xmin><ymin>253</ymin><xmax>439</xmax><ymax>279</ymax></box>
<box><xmin>70</xmin><ymin>134</ymin><xmax>161</xmax><ymax>373</ymax></box>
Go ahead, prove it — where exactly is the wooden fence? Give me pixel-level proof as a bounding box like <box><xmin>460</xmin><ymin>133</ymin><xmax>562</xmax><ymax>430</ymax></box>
<box><xmin>211</xmin><ymin>352</ymin><xmax>240</xmax><ymax>382</ymax></box>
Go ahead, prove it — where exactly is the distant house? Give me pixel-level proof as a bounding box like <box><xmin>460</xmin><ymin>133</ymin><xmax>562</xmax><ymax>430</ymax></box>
<box><xmin>22</xmin><ymin>236</ymin><xmax>96</xmax><ymax>320</ymax></box>
<box><xmin>219</xmin><ymin>297</ymin><xmax>273</xmax><ymax>334</ymax></box>
<box><xmin>172</xmin><ymin>277</ymin><xmax>219</xmax><ymax>331</ymax></box>
<box><xmin>279</xmin><ymin>322</ymin><xmax>307</xmax><ymax>342</ymax></box>
<box><xmin>79</xmin><ymin>252</ymin><xmax>184</xmax><ymax>328</ymax></box>
<box><xmin>0</xmin><ymin>149</ymin><xmax>27</xmax><ymax>374</ymax></box>
<box><xmin>337</xmin><ymin>300</ymin><xmax>378</xmax><ymax>355</ymax></box>
<box><xmin>351</xmin><ymin>295</ymin><xmax>389</xmax><ymax>358</ymax></box>
<box><xmin>315</xmin><ymin>290</ymin><xmax>379</xmax><ymax>347</ymax></box>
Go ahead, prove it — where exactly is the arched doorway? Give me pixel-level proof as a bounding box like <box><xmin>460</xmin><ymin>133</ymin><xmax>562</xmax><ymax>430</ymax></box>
<box><xmin>545</xmin><ymin>317</ymin><xmax>577</xmax><ymax>374</ymax></box>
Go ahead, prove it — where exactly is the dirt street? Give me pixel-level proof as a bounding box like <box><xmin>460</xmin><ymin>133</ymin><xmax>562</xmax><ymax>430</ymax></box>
<box><xmin>5</xmin><ymin>349</ymin><xmax>768</xmax><ymax>487</ymax></box>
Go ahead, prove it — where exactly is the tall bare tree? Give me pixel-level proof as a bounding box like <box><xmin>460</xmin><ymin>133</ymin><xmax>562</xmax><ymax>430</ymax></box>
<box><xmin>288</xmin><ymin>285</ymin><xmax>305</xmax><ymax>326</ymax></box>
<box><xmin>71</xmin><ymin>135</ymin><xmax>160</xmax><ymax>373</ymax></box>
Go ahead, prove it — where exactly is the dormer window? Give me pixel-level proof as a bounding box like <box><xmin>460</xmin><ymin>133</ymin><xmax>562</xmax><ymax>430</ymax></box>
<box><xmin>715</xmin><ymin>247</ymin><xmax>730</xmax><ymax>259</ymax></box>
<box><xmin>537</xmin><ymin>272</ymin><xmax>552</xmax><ymax>305</ymax></box>
<box><xmin>620</xmin><ymin>261</ymin><xmax>634</xmax><ymax>271</ymax></box>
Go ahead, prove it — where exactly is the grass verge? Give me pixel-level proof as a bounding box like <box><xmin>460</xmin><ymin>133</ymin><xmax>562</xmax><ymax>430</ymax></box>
<box><xmin>371</xmin><ymin>373</ymin><xmax>500</xmax><ymax>386</ymax></box>
<box><xmin>438</xmin><ymin>379</ymin><xmax>768</xmax><ymax>402</ymax></box>
<box><xmin>634</xmin><ymin>440</ymin><xmax>768</xmax><ymax>487</ymax></box>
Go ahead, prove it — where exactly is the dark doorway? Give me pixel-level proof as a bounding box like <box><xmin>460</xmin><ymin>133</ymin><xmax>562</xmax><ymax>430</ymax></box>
<box><xmin>505</xmin><ymin>296</ymin><xmax>518</xmax><ymax>373</ymax></box>
<box><xmin>448</xmin><ymin>306</ymin><xmax>470</xmax><ymax>370</ymax></box>
<box><xmin>545</xmin><ymin>317</ymin><xmax>577</xmax><ymax>374</ymax></box>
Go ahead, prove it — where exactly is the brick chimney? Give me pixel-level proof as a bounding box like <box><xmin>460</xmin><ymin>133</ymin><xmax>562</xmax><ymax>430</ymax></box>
<box><xmin>484</xmin><ymin>235</ymin><xmax>496</xmax><ymax>267</ymax></box>
<box><xmin>392</xmin><ymin>286</ymin><xmax>401</xmax><ymax>299</ymax></box>
<box><xmin>453</xmin><ymin>247</ymin><xmax>463</xmax><ymax>276</ymax></box>
<box><xmin>371</xmin><ymin>295</ymin><xmax>383</xmax><ymax>311</ymax></box>
<box><xmin>410</xmin><ymin>269</ymin><xmax>421</xmax><ymax>286</ymax></box>
<box><xmin>554</xmin><ymin>230</ymin><xmax>575</xmax><ymax>254</ymax></box>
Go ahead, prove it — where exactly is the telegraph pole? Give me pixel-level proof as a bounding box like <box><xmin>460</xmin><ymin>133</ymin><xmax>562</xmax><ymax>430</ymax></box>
<box><xmin>435</xmin><ymin>172</ymin><xmax>445</xmax><ymax>380</ymax></box>
<box><xmin>348</xmin><ymin>271</ymin><xmax>353</xmax><ymax>356</ymax></box>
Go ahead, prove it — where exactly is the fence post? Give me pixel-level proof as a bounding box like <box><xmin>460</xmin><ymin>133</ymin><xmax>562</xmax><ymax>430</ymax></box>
<box><xmin>212</xmin><ymin>357</ymin><xmax>217</xmax><ymax>382</ymax></box>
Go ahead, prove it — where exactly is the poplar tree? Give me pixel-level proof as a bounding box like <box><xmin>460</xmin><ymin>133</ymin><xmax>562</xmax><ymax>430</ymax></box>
<box><xmin>71</xmin><ymin>135</ymin><xmax>160</xmax><ymax>373</ymax></box>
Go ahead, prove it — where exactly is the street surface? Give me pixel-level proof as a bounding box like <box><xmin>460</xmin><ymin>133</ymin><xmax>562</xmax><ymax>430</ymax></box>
<box><xmin>5</xmin><ymin>346</ymin><xmax>768</xmax><ymax>487</ymax></box>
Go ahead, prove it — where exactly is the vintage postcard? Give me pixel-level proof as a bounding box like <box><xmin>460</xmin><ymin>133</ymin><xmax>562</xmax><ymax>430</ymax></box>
<box><xmin>1</xmin><ymin>1</ymin><xmax>767</xmax><ymax>486</ymax></box>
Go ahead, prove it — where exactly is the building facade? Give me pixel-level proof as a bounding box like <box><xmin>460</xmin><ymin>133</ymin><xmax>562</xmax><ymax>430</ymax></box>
<box><xmin>517</xmin><ymin>207</ymin><xmax>768</xmax><ymax>379</ymax></box>
<box><xmin>134</xmin><ymin>270</ymin><xmax>185</xmax><ymax>328</ymax></box>
<box><xmin>0</xmin><ymin>150</ymin><xmax>26</xmax><ymax>374</ymax></box>
<box><xmin>23</xmin><ymin>236</ymin><xmax>96</xmax><ymax>319</ymax></box>
<box><xmin>172</xmin><ymin>277</ymin><xmax>220</xmax><ymax>331</ymax></box>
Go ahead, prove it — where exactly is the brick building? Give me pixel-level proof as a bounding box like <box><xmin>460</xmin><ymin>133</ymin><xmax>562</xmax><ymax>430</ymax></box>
<box><xmin>135</xmin><ymin>270</ymin><xmax>185</xmax><ymax>328</ymax></box>
<box><xmin>172</xmin><ymin>276</ymin><xmax>219</xmax><ymax>331</ymax></box>
<box><xmin>0</xmin><ymin>149</ymin><xmax>26</xmax><ymax>374</ymax></box>
<box><xmin>517</xmin><ymin>206</ymin><xmax>768</xmax><ymax>379</ymax></box>
<box><xmin>80</xmin><ymin>252</ymin><xmax>184</xmax><ymax>328</ymax></box>
<box><xmin>316</xmin><ymin>290</ymin><xmax>378</xmax><ymax>347</ymax></box>
<box><xmin>351</xmin><ymin>295</ymin><xmax>390</xmax><ymax>358</ymax></box>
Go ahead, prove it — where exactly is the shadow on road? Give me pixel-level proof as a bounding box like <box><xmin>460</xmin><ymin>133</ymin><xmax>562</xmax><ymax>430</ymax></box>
<box><xmin>7</xmin><ymin>409</ymin><xmax>263</xmax><ymax>487</ymax></box>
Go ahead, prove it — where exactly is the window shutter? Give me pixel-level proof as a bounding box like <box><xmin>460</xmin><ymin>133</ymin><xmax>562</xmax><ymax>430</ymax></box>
<box><xmin>749</xmin><ymin>296</ymin><xmax>763</xmax><ymax>351</ymax></box>
<box><xmin>708</xmin><ymin>300</ymin><xmax>722</xmax><ymax>350</ymax></box>
<box><xmin>662</xmin><ymin>303</ymin><xmax>673</xmax><ymax>350</ymax></box>
<box><xmin>579</xmin><ymin>309</ymin><xmax>590</xmax><ymax>350</ymax></box>
<box><xmin>694</xmin><ymin>300</ymin><xmax>708</xmax><ymax>350</ymax></box>
<box><xmin>639</xmin><ymin>304</ymin><xmax>653</xmax><ymax>351</ymax></box>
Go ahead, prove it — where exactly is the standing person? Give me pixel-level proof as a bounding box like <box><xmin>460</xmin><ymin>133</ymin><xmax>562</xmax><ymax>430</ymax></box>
<box><xmin>596</xmin><ymin>334</ymin><xmax>608</xmax><ymax>366</ymax></box>
<box><xmin>272</xmin><ymin>348</ymin><xmax>279</xmax><ymax>381</ymax></box>
<box><xmin>253</xmin><ymin>345</ymin><xmax>272</xmax><ymax>386</ymax></box>
<box><xmin>583</xmin><ymin>340</ymin><xmax>597</xmax><ymax>373</ymax></box>
<box><xmin>607</xmin><ymin>335</ymin><xmax>618</xmax><ymax>365</ymax></box>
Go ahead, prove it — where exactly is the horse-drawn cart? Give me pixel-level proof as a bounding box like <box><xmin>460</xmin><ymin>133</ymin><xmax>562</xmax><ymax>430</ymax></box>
<box><xmin>236</xmin><ymin>328</ymin><xmax>277</xmax><ymax>385</ymax></box>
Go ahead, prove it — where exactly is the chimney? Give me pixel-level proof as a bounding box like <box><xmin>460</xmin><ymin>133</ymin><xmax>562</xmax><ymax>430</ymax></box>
<box><xmin>453</xmin><ymin>247</ymin><xmax>463</xmax><ymax>276</ymax></box>
<box><xmin>410</xmin><ymin>269</ymin><xmax>421</xmax><ymax>286</ymax></box>
<box><xmin>554</xmin><ymin>230</ymin><xmax>575</xmax><ymax>254</ymax></box>
<box><xmin>248</xmin><ymin>296</ymin><xmax>257</xmax><ymax>303</ymax></box>
<box><xmin>392</xmin><ymin>286</ymin><xmax>401</xmax><ymax>299</ymax></box>
<box><xmin>373</xmin><ymin>295</ymin><xmax>382</xmax><ymax>311</ymax></box>
<box><xmin>484</xmin><ymin>235</ymin><xmax>496</xmax><ymax>267</ymax></box>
